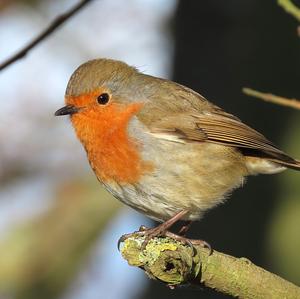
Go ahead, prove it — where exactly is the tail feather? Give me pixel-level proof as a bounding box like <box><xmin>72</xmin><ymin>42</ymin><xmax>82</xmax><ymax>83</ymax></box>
<box><xmin>241</xmin><ymin>148</ymin><xmax>300</xmax><ymax>172</ymax></box>
<box><xmin>272</xmin><ymin>158</ymin><xmax>300</xmax><ymax>171</ymax></box>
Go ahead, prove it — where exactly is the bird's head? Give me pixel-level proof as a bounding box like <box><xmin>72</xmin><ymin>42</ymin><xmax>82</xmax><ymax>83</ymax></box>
<box><xmin>55</xmin><ymin>59</ymin><xmax>155</xmax><ymax>183</ymax></box>
<box><xmin>55</xmin><ymin>58</ymin><xmax>146</xmax><ymax>116</ymax></box>
<box><xmin>55</xmin><ymin>59</ymin><xmax>149</xmax><ymax>144</ymax></box>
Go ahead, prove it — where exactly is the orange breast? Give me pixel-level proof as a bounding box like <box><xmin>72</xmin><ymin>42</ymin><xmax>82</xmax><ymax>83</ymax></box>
<box><xmin>70</xmin><ymin>100</ymin><xmax>153</xmax><ymax>184</ymax></box>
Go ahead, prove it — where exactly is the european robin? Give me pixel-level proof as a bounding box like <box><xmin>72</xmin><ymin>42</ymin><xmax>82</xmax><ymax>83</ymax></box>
<box><xmin>55</xmin><ymin>58</ymin><xmax>300</xmax><ymax>247</ymax></box>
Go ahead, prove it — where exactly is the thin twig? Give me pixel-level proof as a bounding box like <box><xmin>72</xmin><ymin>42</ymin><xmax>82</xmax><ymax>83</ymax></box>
<box><xmin>0</xmin><ymin>0</ymin><xmax>94</xmax><ymax>71</ymax></box>
<box><xmin>243</xmin><ymin>87</ymin><xmax>300</xmax><ymax>110</ymax></box>
<box><xmin>278</xmin><ymin>0</ymin><xmax>300</xmax><ymax>22</ymax></box>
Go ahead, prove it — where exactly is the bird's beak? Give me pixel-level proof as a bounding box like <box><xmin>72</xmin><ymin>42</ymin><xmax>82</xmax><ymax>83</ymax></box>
<box><xmin>54</xmin><ymin>105</ymin><xmax>80</xmax><ymax>116</ymax></box>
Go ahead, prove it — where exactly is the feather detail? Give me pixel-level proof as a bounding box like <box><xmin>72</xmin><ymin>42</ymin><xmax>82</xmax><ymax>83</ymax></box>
<box><xmin>148</xmin><ymin>110</ymin><xmax>300</xmax><ymax>171</ymax></box>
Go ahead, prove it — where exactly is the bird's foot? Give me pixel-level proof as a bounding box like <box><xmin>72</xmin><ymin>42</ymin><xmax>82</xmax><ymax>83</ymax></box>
<box><xmin>117</xmin><ymin>225</ymin><xmax>148</xmax><ymax>250</ymax></box>
<box><xmin>118</xmin><ymin>225</ymin><xmax>212</xmax><ymax>255</ymax></box>
<box><xmin>162</xmin><ymin>230</ymin><xmax>212</xmax><ymax>255</ymax></box>
<box><xmin>117</xmin><ymin>224</ymin><xmax>168</xmax><ymax>251</ymax></box>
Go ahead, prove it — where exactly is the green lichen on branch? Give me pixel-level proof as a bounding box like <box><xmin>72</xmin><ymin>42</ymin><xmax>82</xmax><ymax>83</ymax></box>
<box><xmin>121</xmin><ymin>237</ymin><xmax>200</xmax><ymax>285</ymax></box>
<box><xmin>120</xmin><ymin>235</ymin><xmax>300</xmax><ymax>299</ymax></box>
<box><xmin>278</xmin><ymin>0</ymin><xmax>300</xmax><ymax>22</ymax></box>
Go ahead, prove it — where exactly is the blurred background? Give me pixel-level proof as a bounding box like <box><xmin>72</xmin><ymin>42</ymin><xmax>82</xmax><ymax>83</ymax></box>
<box><xmin>0</xmin><ymin>0</ymin><xmax>299</xmax><ymax>298</ymax></box>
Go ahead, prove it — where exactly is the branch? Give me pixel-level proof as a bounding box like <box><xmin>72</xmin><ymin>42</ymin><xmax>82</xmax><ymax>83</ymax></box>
<box><xmin>0</xmin><ymin>0</ymin><xmax>94</xmax><ymax>71</ymax></box>
<box><xmin>120</xmin><ymin>236</ymin><xmax>300</xmax><ymax>298</ymax></box>
<box><xmin>243</xmin><ymin>87</ymin><xmax>300</xmax><ymax>110</ymax></box>
<box><xmin>278</xmin><ymin>0</ymin><xmax>300</xmax><ymax>22</ymax></box>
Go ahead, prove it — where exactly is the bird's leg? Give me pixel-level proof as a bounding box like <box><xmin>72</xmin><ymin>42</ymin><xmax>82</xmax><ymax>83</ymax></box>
<box><xmin>145</xmin><ymin>210</ymin><xmax>189</xmax><ymax>237</ymax></box>
<box><xmin>118</xmin><ymin>210</ymin><xmax>212</xmax><ymax>254</ymax></box>
<box><xmin>118</xmin><ymin>210</ymin><xmax>188</xmax><ymax>250</ymax></box>
<box><xmin>176</xmin><ymin>221</ymin><xmax>212</xmax><ymax>254</ymax></box>
<box><xmin>178</xmin><ymin>221</ymin><xmax>192</xmax><ymax>236</ymax></box>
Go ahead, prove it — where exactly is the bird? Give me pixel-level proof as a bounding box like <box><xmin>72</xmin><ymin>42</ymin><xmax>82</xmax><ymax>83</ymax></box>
<box><xmin>55</xmin><ymin>58</ymin><xmax>300</xmax><ymax>248</ymax></box>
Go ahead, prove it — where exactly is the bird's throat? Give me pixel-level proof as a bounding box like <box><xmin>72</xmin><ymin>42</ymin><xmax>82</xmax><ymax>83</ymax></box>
<box><xmin>71</xmin><ymin>102</ymin><xmax>153</xmax><ymax>184</ymax></box>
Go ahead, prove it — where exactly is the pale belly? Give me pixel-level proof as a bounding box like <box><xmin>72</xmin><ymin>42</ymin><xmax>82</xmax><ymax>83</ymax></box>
<box><xmin>101</xmin><ymin>139</ymin><xmax>248</xmax><ymax>222</ymax></box>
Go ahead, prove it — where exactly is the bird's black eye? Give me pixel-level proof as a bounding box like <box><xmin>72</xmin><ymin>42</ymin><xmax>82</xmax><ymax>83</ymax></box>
<box><xmin>97</xmin><ymin>93</ymin><xmax>110</xmax><ymax>105</ymax></box>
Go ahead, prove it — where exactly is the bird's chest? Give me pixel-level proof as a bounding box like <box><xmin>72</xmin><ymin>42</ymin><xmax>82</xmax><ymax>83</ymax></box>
<box><xmin>71</xmin><ymin>102</ymin><xmax>152</xmax><ymax>184</ymax></box>
<box><xmin>85</xmin><ymin>125</ymin><xmax>153</xmax><ymax>185</ymax></box>
<box><xmin>83</xmin><ymin>118</ymin><xmax>247</xmax><ymax>222</ymax></box>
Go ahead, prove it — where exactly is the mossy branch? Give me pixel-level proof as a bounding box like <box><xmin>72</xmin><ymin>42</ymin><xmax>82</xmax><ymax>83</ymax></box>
<box><xmin>120</xmin><ymin>236</ymin><xmax>300</xmax><ymax>299</ymax></box>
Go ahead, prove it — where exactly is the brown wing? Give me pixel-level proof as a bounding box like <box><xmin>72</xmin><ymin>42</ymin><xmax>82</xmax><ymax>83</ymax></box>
<box><xmin>150</xmin><ymin>110</ymin><xmax>300</xmax><ymax>170</ymax></box>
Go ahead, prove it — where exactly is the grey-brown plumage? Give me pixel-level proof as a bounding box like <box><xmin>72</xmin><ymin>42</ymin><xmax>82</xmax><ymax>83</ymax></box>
<box><xmin>59</xmin><ymin>58</ymin><xmax>300</xmax><ymax>223</ymax></box>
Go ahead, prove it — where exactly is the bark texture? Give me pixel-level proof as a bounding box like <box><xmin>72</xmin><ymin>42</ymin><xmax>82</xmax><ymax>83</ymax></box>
<box><xmin>121</xmin><ymin>236</ymin><xmax>300</xmax><ymax>299</ymax></box>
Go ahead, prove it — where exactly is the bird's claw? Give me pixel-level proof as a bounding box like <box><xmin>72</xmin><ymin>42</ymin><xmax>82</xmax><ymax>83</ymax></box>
<box><xmin>117</xmin><ymin>226</ymin><xmax>150</xmax><ymax>251</ymax></box>
<box><xmin>138</xmin><ymin>225</ymin><xmax>149</xmax><ymax>232</ymax></box>
<box><xmin>117</xmin><ymin>234</ymin><xmax>128</xmax><ymax>251</ymax></box>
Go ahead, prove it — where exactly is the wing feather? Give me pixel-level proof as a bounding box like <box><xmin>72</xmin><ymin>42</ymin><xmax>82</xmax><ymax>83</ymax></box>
<box><xmin>150</xmin><ymin>110</ymin><xmax>299</xmax><ymax>168</ymax></box>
